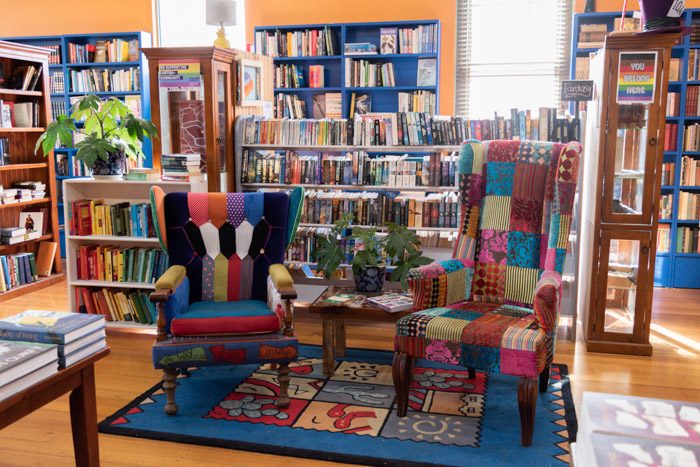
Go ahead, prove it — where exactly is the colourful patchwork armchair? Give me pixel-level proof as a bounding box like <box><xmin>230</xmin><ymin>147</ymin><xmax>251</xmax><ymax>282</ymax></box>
<box><xmin>393</xmin><ymin>140</ymin><xmax>581</xmax><ymax>446</ymax></box>
<box><xmin>149</xmin><ymin>188</ymin><xmax>303</xmax><ymax>415</ymax></box>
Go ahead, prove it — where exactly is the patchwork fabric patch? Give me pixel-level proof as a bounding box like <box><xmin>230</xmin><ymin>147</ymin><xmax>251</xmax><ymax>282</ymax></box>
<box><xmin>477</xmin><ymin>230</ymin><xmax>508</xmax><ymax>265</ymax></box>
<box><xmin>480</xmin><ymin>196</ymin><xmax>512</xmax><ymax>231</ymax></box>
<box><xmin>507</xmin><ymin>231</ymin><xmax>541</xmax><ymax>268</ymax></box>
<box><xmin>471</xmin><ymin>263</ymin><xmax>505</xmax><ymax>302</ymax></box>
<box><xmin>512</xmin><ymin>163</ymin><xmax>548</xmax><ymax>201</ymax></box>
<box><xmin>485</xmin><ymin>162</ymin><xmax>515</xmax><ymax>196</ymax></box>
<box><xmin>504</xmin><ymin>266</ymin><xmax>540</xmax><ymax>306</ymax></box>
<box><xmin>518</xmin><ymin>141</ymin><xmax>554</xmax><ymax>165</ymax></box>
<box><xmin>461</xmin><ymin>313</ymin><xmax>521</xmax><ymax>348</ymax></box>
<box><xmin>510</xmin><ymin>198</ymin><xmax>544</xmax><ymax>233</ymax></box>
<box><xmin>425</xmin><ymin>339</ymin><xmax>462</xmax><ymax>365</ymax></box>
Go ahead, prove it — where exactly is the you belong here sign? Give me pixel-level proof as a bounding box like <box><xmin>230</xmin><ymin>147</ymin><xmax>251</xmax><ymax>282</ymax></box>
<box><xmin>617</xmin><ymin>51</ymin><xmax>658</xmax><ymax>104</ymax></box>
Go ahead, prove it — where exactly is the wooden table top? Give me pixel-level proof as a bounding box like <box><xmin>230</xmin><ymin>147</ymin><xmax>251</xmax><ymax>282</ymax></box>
<box><xmin>305</xmin><ymin>286</ymin><xmax>414</xmax><ymax>321</ymax></box>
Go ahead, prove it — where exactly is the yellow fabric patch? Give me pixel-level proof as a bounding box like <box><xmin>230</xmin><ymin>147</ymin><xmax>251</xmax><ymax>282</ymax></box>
<box><xmin>557</xmin><ymin>215</ymin><xmax>571</xmax><ymax>250</ymax></box>
<box><xmin>425</xmin><ymin>316</ymin><xmax>470</xmax><ymax>341</ymax></box>
<box><xmin>269</xmin><ymin>263</ymin><xmax>293</xmax><ymax>289</ymax></box>
<box><xmin>155</xmin><ymin>265</ymin><xmax>186</xmax><ymax>290</ymax></box>
<box><xmin>445</xmin><ymin>268</ymin><xmax>467</xmax><ymax>305</ymax></box>
<box><xmin>480</xmin><ymin>196</ymin><xmax>511</xmax><ymax>231</ymax></box>
<box><xmin>214</xmin><ymin>254</ymin><xmax>229</xmax><ymax>301</ymax></box>
<box><xmin>504</xmin><ymin>266</ymin><xmax>540</xmax><ymax>305</ymax></box>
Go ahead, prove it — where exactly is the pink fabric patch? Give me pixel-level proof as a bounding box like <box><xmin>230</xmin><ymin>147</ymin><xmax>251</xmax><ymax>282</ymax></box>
<box><xmin>500</xmin><ymin>348</ymin><xmax>539</xmax><ymax>378</ymax></box>
<box><xmin>187</xmin><ymin>193</ymin><xmax>209</xmax><ymax>226</ymax></box>
<box><xmin>544</xmin><ymin>247</ymin><xmax>557</xmax><ymax>270</ymax></box>
<box><xmin>478</xmin><ymin>229</ymin><xmax>508</xmax><ymax>265</ymax></box>
<box><xmin>425</xmin><ymin>340</ymin><xmax>460</xmax><ymax>365</ymax></box>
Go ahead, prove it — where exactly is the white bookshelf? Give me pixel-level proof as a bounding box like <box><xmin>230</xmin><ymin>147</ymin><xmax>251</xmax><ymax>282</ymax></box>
<box><xmin>63</xmin><ymin>178</ymin><xmax>204</xmax><ymax>328</ymax></box>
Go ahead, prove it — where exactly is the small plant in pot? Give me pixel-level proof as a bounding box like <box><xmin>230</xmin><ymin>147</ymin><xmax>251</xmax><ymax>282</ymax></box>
<box><xmin>35</xmin><ymin>94</ymin><xmax>157</xmax><ymax>178</ymax></box>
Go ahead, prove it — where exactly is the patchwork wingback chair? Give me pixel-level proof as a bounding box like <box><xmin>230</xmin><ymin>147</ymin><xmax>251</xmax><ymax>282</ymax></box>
<box><xmin>393</xmin><ymin>140</ymin><xmax>581</xmax><ymax>446</ymax></box>
<box><xmin>149</xmin><ymin>188</ymin><xmax>303</xmax><ymax>415</ymax></box>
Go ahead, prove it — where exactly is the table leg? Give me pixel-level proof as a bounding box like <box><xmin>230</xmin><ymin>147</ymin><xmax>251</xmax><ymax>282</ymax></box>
<box><xmin>335</xmin><ymin>319</ymin><xmax>346</xmax><ymax>357</ymax></box>
<box><xmin>69</xmin><ymin>364</ymin><xmax>100</xmax><ymax>467</ymax></box>
<box><xmin>322</xmin><ymin>319</ymin><xmax>336</xmax><ymax>376</ymax></box>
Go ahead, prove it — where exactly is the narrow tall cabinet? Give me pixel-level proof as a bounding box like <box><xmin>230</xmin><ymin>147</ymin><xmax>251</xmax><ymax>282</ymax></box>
<box><xmin>579</xmin><ymin>32</ymin><xmax>679</xmax><ymax>355</ymax></box>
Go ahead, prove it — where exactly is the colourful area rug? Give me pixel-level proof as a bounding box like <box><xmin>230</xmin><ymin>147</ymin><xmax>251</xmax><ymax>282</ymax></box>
<box><xmin>99</xmin><ymin>345</ymin><xmax>577</xmax><ymax>466</ymax></box>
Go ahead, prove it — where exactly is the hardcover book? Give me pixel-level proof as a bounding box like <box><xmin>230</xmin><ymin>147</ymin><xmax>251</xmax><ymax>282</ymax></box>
<box><xmin>366</xmin><ymin>293</ymin><xmax>413</xmax><ymax>312</ymax></box>
<box><xmin>380</xmin><ymin>27</ymin><xmax>398</xmax><ymax>54</ymax></box>
<box><xmin>0</xmin><ymin>339</ymin><xmax>57</xmax><ymax>385</ymax></box>
<box><xmin>0</xmin><ymin>310</ymin><xmax>105</xmax><ymax>345</ymax></box>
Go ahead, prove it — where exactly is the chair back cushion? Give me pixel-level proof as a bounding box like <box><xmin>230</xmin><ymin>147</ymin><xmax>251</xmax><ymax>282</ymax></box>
<box><xmin>454</xmin><ymin>140</ymin><xmax>581</xmax><ymax>307</ymax></box>
<box><xmin>161</xmin><ymin>191</ymin><xmax>290</xmax><ymax>304</ymax></box>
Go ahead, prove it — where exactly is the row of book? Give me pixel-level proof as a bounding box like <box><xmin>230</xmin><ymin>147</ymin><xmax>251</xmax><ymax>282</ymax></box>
<box><xmin>684</xmin><ymin>86</ymin><xmax>700</xmax><ymax>117</ymax></box>
<box><xmin>67</xmin><ymin>39</ymin><xmax>139</xmax><ymax>64</ymax></box>
<box><xmin>683</xmin><ymin>123</ymin><xmax>700</xmax><ymax>152</ymax></box>
<box><xmin>677</xmin><ymin>226</ymin><xmax>700</xmax><ymax>253</ymax></box>
<box><xmin>69</xmin><ymin>67</ymin><xmax>140</xmax><ymax>93</ymax></box>
<box><xmin>242</xmin><ymin>109</ymin><xmax>580</xmax><ymax>147</ymax></box>
<box><xmin>241</xmin><ymin>150</ymin><xmax>457</xmax><ymax>187</ymax></box>
<box><xmin>255</xmin><ymin>27</ymin><xmax>336</xmax><ymax>58</ymax></box>
<box><xmin>50</xmin><ymin>71</ymin><xmax>65</xmax><ymax>93</ymax></box>
<box><xmin>678</xmin><ymin>191</ymin><xmax>700</xmax><ymax>220</ymax></box>
<box><xmin>274</xmin><ymin>64</ymin><xmax>312</xmax><ymax>89</ymax></box>
<box><xmin>1</xmin><ymin>100</ymin><xmax>41</xmax><ymax>129</ymax></box>
<box><xmin>55</xmin><ymin>154</ymin><xmax>88</xmax><ymax>177</ymax></box>
<box><xmin>395</xmin><ymin>25</ymin><xmax>439</xmax><ymax>54</ymax></box>
<box><xmin>577</xmin><ymin>23</ymin><xmax>607</xmax><ymax>49</ymax></box>
<box><xmin>45</xmin><ymin>44</ymin><xmax>61</xmax><ymax>64</ymax></box>
<box><xmin>660</xmin><ymin>194</ymin><xmax>673</xmax><ymax>220</ymax></box>
<box><xmin>0</xmin><ymin>138</ymin><xmax>11</xmax><ymax>166</ymax></box>
<box><xmin>398</xmin><ymin>90</ymin><xmax>436</xmax><ymax>114</ymax></box>
<box><xmin>75</xmin><ymin>245</ymin><xmax>168</xmax><ymax>284</ymax></box>
<box><xmin>76</xmin><ymin>286</ymin><xmax>157</xmax><ymax>324</ymax></box>
<box><xmin>0</xmin><ymin>187</ymin><xmax>45</xmax><ymax>205</ymax></box>
<box><xmin>681</xmin><ymin>155</ymin><xmax>700</xmax><ymax>186</ymax></box>
<box><xmin>300</xmin><ymin>190</ymin><xmax>459</xmax><ymax>228</ymax></box>
<box><xmin>161</xmin><ymin>153</ymin><xmax>202</xmax><ymax>182</ymax></box>
<box><xmin>50</xmin><ymin>100</ymin><xmax>67</xmax><ymax>121</ymax></box>
<box><xmin>657</xmin><ymin>224</ymin><xmax>670</xmax><ymax>254</ymax></box>
<box><xmin>0</xmin><ymin>252</ymin><xmax>37</xmax><ymax>292</ymax></box>
<box><xmin>667</xmin><ymin>92</ymin><xmax>680</xmax><ymax>117</ymax></box>
<box><xmin>688</xmin><ymin>50</ymin><xmax>700</xmax><ymax>81</ymax></box>
<box><xmin>344</xmin><ymin>60</ymin><xmax>395</xmax><ymax>87</ymax></box>
<box><xmin>274</xmin><ymin>94</ymin><xmax>306</xmax><ymax>119</ymax></box>
<box><xmin>2</xmin><ymin>65</ymin><xmax>42</xmax><ymax>92</ymax></box>
<box><xmin>69</xmin><ymin>199</ymin><xmax>155</xmax><ymax>237</ymax></box>
<box><xmin>661</xmin><ymin>162</ymin><xmax>675</xmax><ymax>185</ymax></box>
<box><xmin>665</xmin><ymin>123</ymin><xmax>679</xmax><ymax>151</ymax></box>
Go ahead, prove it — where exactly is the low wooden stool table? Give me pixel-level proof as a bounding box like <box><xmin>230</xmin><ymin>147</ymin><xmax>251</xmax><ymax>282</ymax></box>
<box><xmin>306</xmin><ymin>286</ymin><xmax>413</xmax><ymax>376</ymax></box>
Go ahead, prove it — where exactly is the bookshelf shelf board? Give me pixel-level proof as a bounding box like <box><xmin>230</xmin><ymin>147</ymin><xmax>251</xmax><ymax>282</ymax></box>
<box><xmin>66</xmin><ymin>61</ymin><xmax>140</xmax><ymax>68</ymax></box>
<box><xmin>680</xmin><ymin>185</ymin><xmax>700</xmax><ymax>190</ymax></box>
<box><xmin>49</xmin><ymin>64</ymin><xmax>63</xmax><ymax>69</ymax></box>
<box><xmin>0</xmin><ymin>88</ymin><xmax>43</xmax><ymax>97</ymax></box>
<box><xmin>344</xmin><ymin>53</ymin><xmax>438</xmax><ymax>59</ymax></box>
<box><xmin>576</xmin><ymin>47</ymin><xmax>600</xmax><ymax>53</ymax></box>
<box><xmin>666</xmin><ymin>116</ymin><xmax>680</xmax><ymax>122</ymax></box>
<box><xmin>0</xmin><ymin>234</ymin><xmax>53</xmax><ymax>252</ymax></box>
<box><xmin>0</xmin><ymin>162</ymin><xmax>48</xmax><ymax>171</ymax></box>
<box><xmin>298</xmin><ymin>222</ymin><xmax>457</xmax><ymax>232</ymax></box>
<box><xmin>675</xmin><ymin>253</ymin><xmax>700</xmax><ymax>257</ymax></box>
<box><xmin>66</xmin><ymin>234</ymin><xmax>160</xmax><ymax>243</ymax></box>
<box><xmin>55</xmin><ymin>175</ymin><xmax>73</xmax><ymax>180</ymax></box>
<box><xmin>68</xmin><ymin>91</ymin><xmax>140</xmax><ymax>97</ymax></box>
<box><xmin>683</xmin><ymin>152</ymin><xmax>700</xmax><ymax>156</ymax></box>
<box><xmin>676</xmin><ymin>219</ymin><xmax>700</xmax><ymax>224</ymax></box>
<box><xmin>0</xmin><ymin>274</ymin><xmax>65</xmax><ymax>303</ymax></box>
<box><xmin>682</xmin><ymin>116</ymin><xmax>700</xmax><ymax>121</ymax></box>
<box><xmin>686</xmin><ymin>81</ymin><xmax>700</xmax><ymax>85</ymax></box>
<box><xmin>243</xmin><ymin>182</ymin><xmax>456</xmax><ymax>192</ymax></box>
<box><xmin>64</xmin><ymin>177</ymin><xmax>192</xmax><ymax>186</ymax></box>
<box><xmin>664</xmin><ymin>151</ymin><xmax>679</xmax><ymax>156</ymax></box>
<box><xmin>0</xmin><ymin>127</ymin><xmax>45</xmax><ymax>133</ymax></box>
<box><xmin>272</xmin><ymin>55</ymin><xmax>342</xmax><ymax>62</ymax></box>
<box><xmin>70</xmin><ymin>279</ymin><xmax>156</xmax><ymax>290</ymax></box>
<box><xmin>659</xmin><ymin>219</ymin><xmax>673</xmax><ymax>224</ymax></box>
<box><xmin>0</xmin><ymin>198</ymin><xmax>51</xmax><ymax>210</ymax></box>
<box><xmin>274</xmin><ymin>87</ymin><xmax>342</xmax><ymax>92</ymax></box>
<box><xmin>242</xmin><ymin>144</ymin><xmax>461</xmax><ymax>152</ymax></box>
<box><xmin>656</xmin><ymin>253</ymin><xmax>670</xmax><ymax>257</ymax></box>
<box><xmin>344</xmin><ymin>86</ymin><xmax>436</xmax><ymax>91</ymax></box>
<box><xmin>661</xmin><ymin>185</ymin><xmax>674</xmax><ymax>190</ymax></box>
<box><xmin>106</xmin><ymin>321</ymin><xmax>156</xmax><ymax>330</ymax></box>
<box><xmin>51</xmin><ymin>93</ymin><xmax>65</xmax><ymax>97</ymax></box>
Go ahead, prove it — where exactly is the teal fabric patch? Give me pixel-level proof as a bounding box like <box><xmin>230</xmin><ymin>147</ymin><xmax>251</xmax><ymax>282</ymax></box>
<box><xmin>440</xmin><ymin>259</ymin><xmax>466</xmax><ymax>273</ymax></box>
<box><xmin>458</xmin><ymin>142</ymin><xmax>475</xmax><ymax>175</ymax></box>
<box><xmin>182</xmin><ymin>300</ymin><xmax>274</xmax><ymax>319</ymax></box>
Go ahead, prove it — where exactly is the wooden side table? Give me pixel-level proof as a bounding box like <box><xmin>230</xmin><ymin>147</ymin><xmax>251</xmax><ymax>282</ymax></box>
<box><xmin>0</xmin><ymin>348</ymin><xmax>110</xmax><ymax>467</ymax></box>
<box><xmin>306</xmin><ymin>287</ymin><xmax>413</xmax><ymax>376</ymax></box>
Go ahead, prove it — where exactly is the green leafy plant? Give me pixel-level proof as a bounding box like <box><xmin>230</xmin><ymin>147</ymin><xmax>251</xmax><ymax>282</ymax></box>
<box><xmin>314</xmin><ymin>212</ymin><xmax>353</xmax><ymax>279</ymax></box>
<box><xmin>383</xmin><ymin>223</ymin><xmax>433</xmax><ymax>290</ymax></box>
<box><xmin>35</xmin><ymin>94</ymin><xmax>157</xmax><ymax>167</ymax></box>
<box><xmin>350</xmin><ymin>226</ymin><xmax>382</xmax><ymax>275</ymax></box>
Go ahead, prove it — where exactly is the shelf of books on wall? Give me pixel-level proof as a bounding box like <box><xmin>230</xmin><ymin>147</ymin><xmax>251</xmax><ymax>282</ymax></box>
<box><xmin>256</xmin><ymin>21</ymin><xmax>440</xmax><ymax>119</ymax></box>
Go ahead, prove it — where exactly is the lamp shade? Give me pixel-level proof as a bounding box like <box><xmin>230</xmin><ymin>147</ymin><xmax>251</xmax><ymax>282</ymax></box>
<box><xmin>206</xmin><ymin>0</ymin><xmax>237</xmax><ymax>26</ymax></box>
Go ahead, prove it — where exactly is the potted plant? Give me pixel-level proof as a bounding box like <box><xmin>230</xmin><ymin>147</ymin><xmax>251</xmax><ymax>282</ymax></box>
<box><xmin>35</xmin><ymin>94</ymin><xmax>157</xmax><ymax>178</ymax></box>
<box><xmin>314</xmin><ymin>215</ymin><xmax>431</xmax><ymax>293</ymax></box>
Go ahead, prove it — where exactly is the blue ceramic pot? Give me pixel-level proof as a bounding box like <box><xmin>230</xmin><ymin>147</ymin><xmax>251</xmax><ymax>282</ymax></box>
<box><xmin>354</xmin><ymin>266</ymin><xmax>386</xmax><ymax>293</ymax></box>
<box><xmin>91</xmin><ymin>150</ymin><xmax>126</xmax><ymax>178</ymax></box>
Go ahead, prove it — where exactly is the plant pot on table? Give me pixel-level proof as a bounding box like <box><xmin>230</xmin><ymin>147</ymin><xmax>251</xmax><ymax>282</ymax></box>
<box><xmin>353</xmin><ymin>265</ymin><xmax>386</xmax><ymax>293</ymax></box>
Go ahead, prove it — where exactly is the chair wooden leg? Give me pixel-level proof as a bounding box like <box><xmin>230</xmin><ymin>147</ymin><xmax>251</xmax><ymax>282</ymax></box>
<box><xmin>277</xmin><ymin>362</ymin><xmax>291</xmax><ymax>408</ymax></box>
<box><xmin>162</xmin><ymin>369</ymin><xmax>178</xmax><ymax>416</ymax></box>
<box><xmin>517</xmin><ymin>377</ymin><xmax>537</xmax><ymax>447</ymax></box>
<box><xmin>392</xmin><ymin>352</ymin><xmax>413</xmax><ymax>417</ymax></box>
<box><xmin>539</xmin><ymin>365</ymin><xmax>550</xmax><ymax>393</ymax></box>
<box><xmin>468</xmin><ymin>367</ymin><xmax>476</xmax><ymax>379</ymax></box>
<box><xmin>269</xmin><ymin>363</ymin><xmax>278</xmax><ymax>371</ymax></box>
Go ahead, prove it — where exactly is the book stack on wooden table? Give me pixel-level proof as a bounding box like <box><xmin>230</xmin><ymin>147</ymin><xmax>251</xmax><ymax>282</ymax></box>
<box><xmin>0</xmin><ymin>340</ymin><xmax>57</xmax><ymax>402</ymax></box>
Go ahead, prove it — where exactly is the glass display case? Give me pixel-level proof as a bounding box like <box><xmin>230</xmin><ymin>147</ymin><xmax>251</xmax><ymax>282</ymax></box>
<box><xmin>579</xmin><ymin>32</ymin><xmax>679</xmax><ymax>356</ymax></box>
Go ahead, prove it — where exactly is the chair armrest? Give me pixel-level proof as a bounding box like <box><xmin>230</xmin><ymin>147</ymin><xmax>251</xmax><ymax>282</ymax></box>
<box><xmin>269</xmin><ymin>263</ymin><xmax>297</xmax><ymax>300</ymax></box>
<box><xmin>150</xmin><ymin>266</ymin><xmax>189</xmax><ymax>339</ymax></box>
<box><xmin>408</xmin><ymin>259</ymin><xmax>474</xmax><ymax>311</ymax></box>
<box><xmin>533</xmin><ymin>271</ymin><xmax>562</xmax><ymax>333</ymax></box>
<box><xmin>152</xmin><ymin>265</ymin><xmax>187</xmax><ymax>300</ymax></box>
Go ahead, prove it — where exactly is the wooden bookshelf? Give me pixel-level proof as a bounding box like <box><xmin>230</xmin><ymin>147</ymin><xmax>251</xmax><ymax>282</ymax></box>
<box><xmin>0</xmin><ymin>40</ymin><xmax>64</xmax><ymax>302</ymax></box>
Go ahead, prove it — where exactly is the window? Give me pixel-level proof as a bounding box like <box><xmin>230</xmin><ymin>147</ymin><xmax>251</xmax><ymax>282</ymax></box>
<box><xmin>455</xmin><ymin>0</ymin><xmax>572</xmax><ymax>118</ymax></box>
<box><xmin>157</xmin><ymin>0</ymin><xmax>246</xmax><ymax>48</ymax></box>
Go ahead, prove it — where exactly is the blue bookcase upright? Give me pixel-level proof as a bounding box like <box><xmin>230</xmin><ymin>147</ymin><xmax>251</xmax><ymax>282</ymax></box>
<box><xmin>571</xmin><ymin>11</ymin><xmax>700</xmax><ymax>289</ymax></box>
<box><xmin>255</xmin><ymin>20</ymin><xmax>440</xmax><ymax>118</ymax></box>
<box><xmin>2</xmin><ymin>31</ymin><xmax>153</xmax><ymax>258</ymax></box>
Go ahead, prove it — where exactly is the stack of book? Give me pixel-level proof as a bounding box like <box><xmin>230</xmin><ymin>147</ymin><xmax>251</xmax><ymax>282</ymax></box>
<box><xmin>397</xmin><ymin>25</ymin><xmax>438</xmax><ymax>54</ymax></box>
<box><xmin>577</xmin><ymin>23</ymin><xmax>608</xmax><ymax>49</ymax></box>
<box><xmin>345</xmin><ymin>60</ymin><xmax>395</xmax><ymax>87</ymax></box>
<box><xmin>677</xmin><ymin>227</ymin><xmax>700</xmax><ymax>253</ymax></box>
<box><xmin>67</xmin><ymin>39</ymin><xmax>138</xmax><ymax>63</ymax></box>
<box><xmin>255</xmin><ymin>27</ymin><xmax>336</xmax><ymax>57</ymax></box>
<box><xmin>312</xmin><ymin>93</ymin><xmax>342</xmax><ymax>119</ymax></box>
<box><xmin>0</xmin><ymin>340</ymin><xmax>58</xmax><ymax>402</ymax></box>
<box><xmin>366</xmin><ymin>293</ymin><xmax>413</xmax><ymax>312</ymax></box>
<box><xmin>686</xmin><ymin>87</ymin><xmax>700</xmax><ymax>116</ymax></box>
<box><xmin>657</xmin><ymin>224</ymin><xmax>670</xmax><ymax>254</ymax></box>
<box><xmin>681</xmin><ymin>156</ymin><xmax>700</xmax><ymax>186</ymax></box>
<box><xmin>0</xmin><ymin>188</ymin><xmax>18</xmax><ymax>205</ymax></box>
<box><xmin>575</xmin><ymin>55</ymin><xmax>592</xmax><ymax>80</ymax></box>
<box><xmin>75</xmin><ymin>287</ymin><xmax>156</xmax><ymax>324</ymax></box>
<box><xmin>571</xmin><ymin>392</ymin><xmax>700</xmax><ymax>467</ymax></box>
<box><xmin>75</xmin><ymin>245</ymin><xmax>168</xmax><ymax>284</ymax></box>
<box><xmin>692</xmin><ymin>18</ymin><xmax>700</xmax><ymax>46</ymax></box>
<box><xmin>398</xmin><ymin>91</ymin><xmax>436</xmax><ymax>114</ymax></box>
<box><xmin>678</xmin><ymin>192</ymin><xmax>700</xmax><ymax>220</ymax></box>
<box><xmin>0</xmin><ymin>310</ymin><xmax>106</xmax><ymax>368</ymax></box>
<box><xmin>344</xmin><ymin>42</ymin><xmax>377</xmax><ymax>55</ymax></box>
<box><xmin>0</xmin><ymin>252</ymin><xmax>38</xmax><ymax>292</ymax></box>
<box><xmin>0</xmin><ymin>227</ymin><xmax>40</xmax><ymax>245</ymax></box>
<box><xmin>275</xmin><ymin>94</ymin><xmax>307</xmax><ymax>119</ymax></box>
<box><xmin>160</xmin><ymin>153</ymin><xmax>202</xmax><ymax>182</ymax></box>
<box><xmin>69</xmin><ymin>67</ymin><xmax>140</xmax><ymax>93</ymax></box>
<box><xmin>69</xmin><ymin>199</ymin><xmax>155</xmax><ymax>237</ymax></box>
<box><xmin>14</xmin><ymin>181</ymin><xmax>45</xmax><ymax>199</ymax></box>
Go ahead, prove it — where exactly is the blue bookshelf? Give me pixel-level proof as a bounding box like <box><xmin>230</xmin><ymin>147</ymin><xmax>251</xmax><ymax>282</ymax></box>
<box><xmin>571</xmin><ymin>12</ymin><xmax>700</xmax><ymax>289</ymax></box>
<box><xmin>254</xmin><ymin>20</ymin><xmax>440</xmax><ymax>118</ymax></box>
<box><xmin>2</xmin><ymin>31</ymin><xmax>153</xmax><ymax>258</ymax></box>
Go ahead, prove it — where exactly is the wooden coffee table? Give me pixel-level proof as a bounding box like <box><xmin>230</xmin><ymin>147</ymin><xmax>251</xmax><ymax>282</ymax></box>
<box><xmin>306</xmin><ymin>286</ymin><xmax>414</xmax><ymax>376</ymax></box>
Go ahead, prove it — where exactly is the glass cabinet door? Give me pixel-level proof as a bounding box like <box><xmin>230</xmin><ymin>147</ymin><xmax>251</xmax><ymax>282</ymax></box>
<box><xmin>595</xmin><ymin>229</ymin><xmax>652</xmax><ymax>342</ymax></box>
<box><xmin>213</xmin><ymin>62</ymin><xmax>233</xmax><ymax>191</ymax></box>
<box><xmin>601</xmin><ymin>50</ymin><xmax>664</xmax><ymax>225</ymax></box>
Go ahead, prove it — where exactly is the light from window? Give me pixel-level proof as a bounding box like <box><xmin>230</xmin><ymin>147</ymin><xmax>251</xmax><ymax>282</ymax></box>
<box><xmin>158</xmin><ymin>0</ymin><xmax>246</xmax><ymax>48</ymax></box>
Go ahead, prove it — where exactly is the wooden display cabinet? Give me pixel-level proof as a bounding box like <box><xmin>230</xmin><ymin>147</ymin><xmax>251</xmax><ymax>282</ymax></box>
<box><xmin>578</xmin><ymin>32</ymin><xmax>679</xmax><ymax>355</ymax></box>
<box><xmin>142</xmin><ymin>47</ymin><xmax>272</xmax><ymax>192</ymax></box>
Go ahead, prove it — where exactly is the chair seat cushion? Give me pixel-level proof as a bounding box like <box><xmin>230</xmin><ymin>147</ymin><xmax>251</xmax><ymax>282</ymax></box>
<box><xmin>395</xmin><ymin>301</ymin><xmax>548</xmax><ymax>379</ymax></box>
<box><xmin>170</xmin><ymin>300</ymin><xmax>282</xmax><ymax>337</ymax></box>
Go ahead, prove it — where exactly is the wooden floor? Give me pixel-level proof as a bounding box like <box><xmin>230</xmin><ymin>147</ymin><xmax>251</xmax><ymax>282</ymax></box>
<box><xmin>1</xmin><ymin>282</ymin><xmax>699</xmax><ymax>466</ymax></box>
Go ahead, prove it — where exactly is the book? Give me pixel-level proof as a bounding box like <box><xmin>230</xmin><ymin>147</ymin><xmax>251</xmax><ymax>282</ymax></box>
<box><xmin>417</xmin><ymin>58</ymin><xmax>437</xmax><ymax>86</ymax></box>
<box><xmin>0</xmin><ymin>362</ymin><xmax>58</xmax><ymax>403</ymax></box>
<box><xmin>353</xmin><ymin>93</ymin><xmax>371</xmax><ymax>116</ymax></box>
<box><xmin>0</xmin><ymin>340</ymin><xmax>57</xmax><ymax>386</ymax></box>
<box><xmin>366</xmin><ymin>293</ymin><xmax>414</xmax><ymax>312</ymax></box>
<box><xmin>59</xmin><ymin>336</ymin><xmax>107</xmax><ymax>368</ymax></box>
<box><xmin>256</xmin><ymin>27</ymin><xmax>335</xmax><ymax>57</ymax></box>
<box><xmin>380</xmin><ymin>28</ymin><xmax>398</xmax><ymax>54</ymax></box>
<box><xmin>0</xmin><ymin>310</ymin><xmax>105</xmax><ymax>345</ymax></box>
<box><xmin>308</xmin><ymin>65</ymin><xmax>324</xmax><ymax>88</ymax></box>
<box><xmin>319</xmin><ymin>292</ymin><xmax>364</xmax><ymax>306</ymax></box>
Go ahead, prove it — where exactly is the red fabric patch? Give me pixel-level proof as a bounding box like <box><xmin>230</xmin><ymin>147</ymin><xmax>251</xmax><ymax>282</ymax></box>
<box><xmin>211</xmin><ymin>345</ymin><xmax>246</xmax><ymax>364</ymax></box>
<box><xmin>227</xmin><ymin>255</ymin><xmax>241</xmax><ymax>301</ymax></box>
<box><xmin>485</xmin><ymin>141</ymin><xmax>520</xmax><ymax>162</ymax></box>
<box><xmin>171</xmin><ymin>314</ymin><xmax>281</xmax><ymax>336</ymax></box>
<box><xmin>461</xmin><ymin>313</ymin><xmax>520</xmax><ymax>347</ymax></box>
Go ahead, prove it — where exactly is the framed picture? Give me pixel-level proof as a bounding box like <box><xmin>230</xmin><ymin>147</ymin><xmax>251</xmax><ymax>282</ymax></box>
<box><xmin>19</xmin><ymin>211</ymin><xmax>43</xmax><ymax>234</ymax></box>
<box><xmin>240</xmin><ymin>59</ymin><xmax>263</xmax><ymax>106</ymax></box>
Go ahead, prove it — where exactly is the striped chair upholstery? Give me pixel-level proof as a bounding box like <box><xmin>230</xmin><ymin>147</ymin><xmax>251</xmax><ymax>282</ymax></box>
<box><xmin>396</xmin><ymin>140</ymin><xmax>581</xmax><ymax>379</ymax></box>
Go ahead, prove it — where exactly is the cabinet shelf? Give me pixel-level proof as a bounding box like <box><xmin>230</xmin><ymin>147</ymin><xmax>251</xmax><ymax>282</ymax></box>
<box><xmin>0</xmin><ymin>234</ymin><xmax>53</xmax><ymax>252</ymax></box>
<box><xmin>0</xmin><ymin>198</ymin><xmax>51</xmax><ymax>210</ymax></box>
<box><xmin>0</xmin><ymin>162</ymin><xmax>48</xmax><ymax>171</ymax></box>
<box><xmin>70</xmin><ymin>279</ymin><xmax>156</xmax><ymax>290</ymax></box>
<box><xmin>0</xmin><ymin>127</ymin><xmax>45</xmax><ymax>133</ymax></box>
<box><xmin>242</xmin><ymin>182</ymin><xmax>456</xmax><ymax>192</ymax></box>
<box><xmin>0</xmin><ymin>88</ymin><xmax>42</xmax><ymax>96</ymax></box>
<box><xmin>66</xmin><ymin>234</ymin><xmax>160</xmax><ymax>243</ymax></box>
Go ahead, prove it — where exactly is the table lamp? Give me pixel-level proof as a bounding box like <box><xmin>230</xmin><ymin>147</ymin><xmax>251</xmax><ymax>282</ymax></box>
<box><xmin>206</xmin><ymin>0</ymin><xmax>237</xmax><ymax>48</ymax></box>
